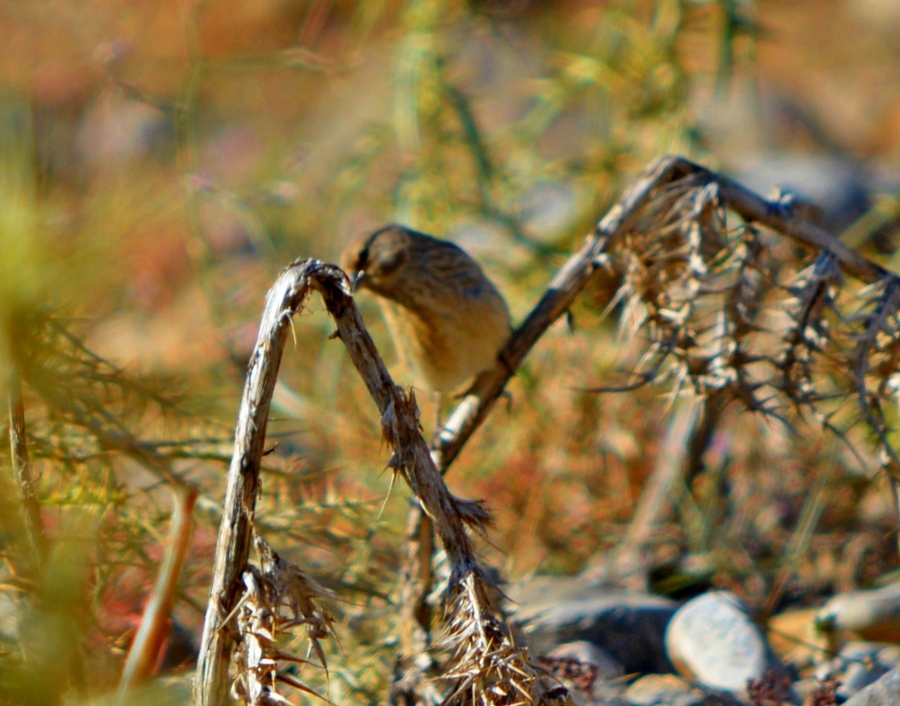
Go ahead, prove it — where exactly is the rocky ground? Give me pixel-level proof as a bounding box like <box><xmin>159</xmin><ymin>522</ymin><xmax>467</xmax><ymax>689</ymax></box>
<box><xmin>511</xmin><ymin>575</ymin><xmax>900</xmax><ymax>705</ymax></box>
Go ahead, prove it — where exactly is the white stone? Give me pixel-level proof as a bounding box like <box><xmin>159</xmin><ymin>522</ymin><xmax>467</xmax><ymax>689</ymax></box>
<box><xmin>665</xmin><ymin>591</ymin><xmax>784</xmax><ymax>694</ymax></box>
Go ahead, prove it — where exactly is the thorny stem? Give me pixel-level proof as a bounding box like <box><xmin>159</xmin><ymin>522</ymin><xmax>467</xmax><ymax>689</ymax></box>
<box><xmin>193</xmin><ymin>264</ymin><xmax>309</xmax><ymax>706</ymax></box>
<box><xmin>398</xmin><ymin>155</ymin><xmax>900</xmax><ymax>682</ymax></box>
<box><xmin>667</xmin><ymin>157</ymin><xmax>889</xmax><ymax>284</ymax></box>
<box><xmin>195</xmin><ymin>156</ymin><xmax>900</xmax><ymax>705</ymax></box>
<box><xmin>194</xmin><ymin>260</ymin><xmax>510</xmax><ymax>706</ymax></box>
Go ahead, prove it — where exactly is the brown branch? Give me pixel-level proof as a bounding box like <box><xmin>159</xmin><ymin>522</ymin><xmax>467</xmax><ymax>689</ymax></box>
<box><xmin>432</xmin><ymin>155</ymin><xmax>689</xmax><ymax>471</ymax></box>
<box><xmin>313</xmin><ymin>267</ymin><xmax>490</xmax><ymax>572</ymax></box>
<box><xmin>192</xmin><ymin>264</ymin><xmax>313</xmax><ymax>706</ymax></box>
<box><xmin>7</xmin><ymin>372</ymin><xmax>47</xmax><ymax>576</ymax></box>
<box><xmin>659</xmin><ymin>157</ymin><xmax>890</xmax><ymax>284</ymax></box>
<box><xmin>120</xmin><ymin>487</ymin><xmax>198</xmax><ymax>690</ymax></box>
<box><xmin>431</xmin><ymin>151</ymin><xmax>888</xmax><ymax>466</ymax></box>
<box><xmin>428</xmin><ymin>153</ymin><xmax>898</xmax><ymax>536</ymax></box>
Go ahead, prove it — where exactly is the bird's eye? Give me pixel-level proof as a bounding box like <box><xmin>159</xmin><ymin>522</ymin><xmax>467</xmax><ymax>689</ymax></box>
<box><xmin>377</xmin><ymin>249</ymin><xmax>406</xmax><ymax>275</ymax></box>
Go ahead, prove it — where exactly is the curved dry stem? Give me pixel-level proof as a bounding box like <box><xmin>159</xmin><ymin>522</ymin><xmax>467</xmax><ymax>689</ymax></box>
<box><xmin>194</xmin><ymin>259</ymin><xmax>544</xmax><ymax>706</ymax></box>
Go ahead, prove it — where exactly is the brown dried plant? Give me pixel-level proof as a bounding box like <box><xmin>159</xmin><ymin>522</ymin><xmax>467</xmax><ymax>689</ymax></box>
<box><xmin>227</xmin><ymin>533</ymin><xmax>336</xmax><ymax>706</ymax></box>
<box><xmin>747</xmin><ymin>669</ymin><xmax>795</xmax><ymax>706</ymax></box>
<box><xmin>193</xmin><ymin>261</ymin><xmax>556</xmax><ymax>705</ymax></box>
<box><xmin>394</xmin><ymin>156</ymin><xmax>900</xmax><ymax>697</ymax></box>
<box><xmin>588</xmin><ymin>161</ymin><xmax>900</xmax><ymax>501</ymax></box>
<box><xmin>194</xmin><ymin>156</ymin><xmax>900</xmax><ymax>706</ymax></box>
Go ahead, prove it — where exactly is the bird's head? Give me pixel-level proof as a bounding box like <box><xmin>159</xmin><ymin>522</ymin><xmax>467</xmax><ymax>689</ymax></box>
<box><xmin>340</xmin><ymin>225</ymin><xmax>430</xmax><ymax>298</ymax></box>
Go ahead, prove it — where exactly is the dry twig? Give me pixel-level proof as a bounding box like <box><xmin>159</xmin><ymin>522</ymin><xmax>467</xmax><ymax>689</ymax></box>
<box><xmin>7</xmin><ymin>371</ymin><xmax>47</xmax><ymax>576</ymax></box>
<box><xmin>193</xmin><ymin>260</ymin><xmax>549</xmax><ymax>705</ymax></box>
<box><xmin>119</xmin><ymin>487</ymin><xmax>198</xmax><ymax>691</ymax></box>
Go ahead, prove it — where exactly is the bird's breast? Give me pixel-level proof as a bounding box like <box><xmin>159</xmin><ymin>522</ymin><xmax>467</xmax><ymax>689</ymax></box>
<box><xmin>379</xmin><ymin>296</ymin><xmax>510</xmax><ymax>392</ymax></box>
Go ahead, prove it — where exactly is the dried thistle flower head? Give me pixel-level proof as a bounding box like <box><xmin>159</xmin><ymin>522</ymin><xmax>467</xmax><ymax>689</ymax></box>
<box><xmin>341</xmin><ymin>225</ymin><xmax>511</xmax><ymax>393</ymax></box>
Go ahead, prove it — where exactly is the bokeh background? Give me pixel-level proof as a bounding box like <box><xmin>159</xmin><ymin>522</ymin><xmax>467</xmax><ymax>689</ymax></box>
<box><xmin>1</xmin><ymin>0</ymin><xmax>900</xmax><ymax>703</ymax></box>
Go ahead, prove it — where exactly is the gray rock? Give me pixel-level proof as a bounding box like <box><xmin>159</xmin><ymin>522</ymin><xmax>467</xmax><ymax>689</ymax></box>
<box><xmin>843</xmin><ymin>666</ymin><xmax>900</xmax><ymax>706</ymax></box>
<box><xmin>842</xmin><ymin>660</ymin><xmax>894</xmax><ymax>698</ymax></box>
<box><xmin>509</xmin><ymin>575</ymin><xmax>677</xmax><ymax>674</ymax></box>
<box><xmin>816</xmin><ymin>642</ymin><xmax>900</xmax><ymax>700</ymax></box>
<box><xmin>877</xmin><ymin>645</ymin><xmax>900</xmax><ymax>668</ymax></box>
<box><xmin>665</xmin><ymin>591</ymin><xmax>787</xmax><ymax>695</ymax></box>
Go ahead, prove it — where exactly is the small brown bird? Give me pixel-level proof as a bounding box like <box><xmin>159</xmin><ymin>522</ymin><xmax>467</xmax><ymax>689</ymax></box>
<box><xmin>340</xmin><ymin>225</ymin><xmax>511</xmax><ymax>394</ymax></box>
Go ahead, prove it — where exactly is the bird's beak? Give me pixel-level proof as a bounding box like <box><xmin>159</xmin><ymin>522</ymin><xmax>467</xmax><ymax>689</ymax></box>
<box><xmin>350</xmin><ymin>270</ymin><xmax>366</xmax><ymax>292</ymax></box>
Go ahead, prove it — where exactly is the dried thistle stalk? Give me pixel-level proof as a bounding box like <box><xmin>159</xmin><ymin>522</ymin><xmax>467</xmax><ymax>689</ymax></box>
<box><xmin>228</xmin><ymin>533</ymin><xmax>336</xmax><ymax>706</ymax></box>
<box><xmin>194</xmin><ymin>260</ymin><xmax>553</xmax><ymax>705</ymax></box>
<box><xmin>591</xmin><ymin>157</ymin><xmax>900</xmax><ymax>478</ymax></box>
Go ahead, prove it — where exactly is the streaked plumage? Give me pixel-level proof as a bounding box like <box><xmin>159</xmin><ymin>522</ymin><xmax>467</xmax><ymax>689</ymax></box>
<box><xmin>340</xmin><ymin>225</ymin><xmax>511</xmax><ymax>393</ymax></box>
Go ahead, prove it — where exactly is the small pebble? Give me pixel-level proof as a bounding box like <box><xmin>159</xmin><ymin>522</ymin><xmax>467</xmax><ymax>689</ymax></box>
<box><xmin>665</xmin><ymin>591</ymin><xmax>787</xmax><ymax>695</ymax></box>
<box><xmin>511</xmin><ymin>575</ymin><xmax>677</xmax><ymax>674</ymax></box>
